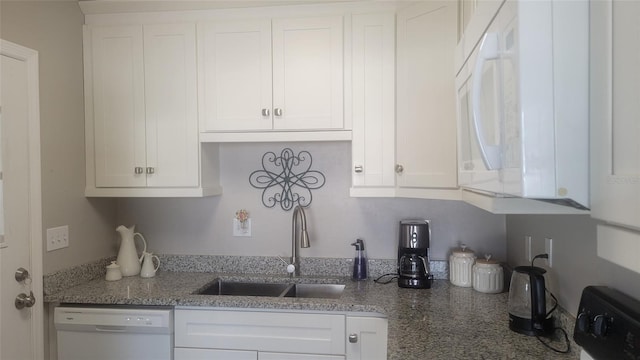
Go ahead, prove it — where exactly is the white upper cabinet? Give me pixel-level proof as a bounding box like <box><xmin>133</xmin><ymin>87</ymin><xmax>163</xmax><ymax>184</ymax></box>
<box><xmin>395</xmin><ymin>1</ymin><xmax>459</xmax><ymax>197</ymax></box>
<box><xmin>591</xmin><ymin>0</ymin><xmax>640</xmax><ymax>273</ymax></box>
<box><xmin>272</xmin><ymin>16</ymin><xmax>344</xmax><ymax>130</ymax></box>
<box><xmin>350</xmin><ymin>12</ymin><xmax>396</xmax><ymax>192</ymax></box>
<box><xmin>199</xmin><ymin>15</ymin><xmax>345</xmax><ymax>136</ymax></box>
<box><xmin>85</xmin><ymin>24</ymin><xmax>220</xmax><ymax>197</ymax></box>
<box><xmin>143</xmin><ymin>24</ymin><xmax>199</xmax><ymax>188</ymax></box>
<box><xmin>198</xmin><ymin>20</ymin><xmax>272</xmax><ymax>132</ymax></box>
<box><xmin>90</xmin><ymin>25</ymin><xmax>146</xmax><ymax>188</ymax></box>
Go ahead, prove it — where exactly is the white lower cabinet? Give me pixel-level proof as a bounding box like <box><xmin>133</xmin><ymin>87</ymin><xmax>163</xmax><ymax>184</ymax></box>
<box><xmin>174</xmin><ymin>309</ymin><xmax>387</xmax><ymax>360</ymax></box>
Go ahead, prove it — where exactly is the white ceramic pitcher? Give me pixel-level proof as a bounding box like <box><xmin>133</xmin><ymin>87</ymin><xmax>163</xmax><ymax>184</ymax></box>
<box><xmin>140</xmin><ymin>252</ymin><xmax>160</xmax><ymax>278</ymax></box>
<box><xmin>116</xmin><ymin>225</ymin><xmax>147</xmax><ymax>276</ymax></box>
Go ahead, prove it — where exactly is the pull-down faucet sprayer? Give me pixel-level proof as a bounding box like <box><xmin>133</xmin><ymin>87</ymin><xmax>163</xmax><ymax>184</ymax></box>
<box><xmin>291</xmin><ymin>205</ymin><xmax>310</xmax><ymax>276</ymax></box>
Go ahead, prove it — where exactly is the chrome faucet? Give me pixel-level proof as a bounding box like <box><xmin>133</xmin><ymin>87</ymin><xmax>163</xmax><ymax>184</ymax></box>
<box><xmin>291</xmin><ymin>205</ymin><xmax>310</xmax><ymax>276</ymax></box>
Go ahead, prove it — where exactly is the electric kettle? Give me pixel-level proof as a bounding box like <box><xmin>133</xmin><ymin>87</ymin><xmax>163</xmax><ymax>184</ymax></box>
<box><xmin>508</xmin><ymin>266</ymin><xmax>555</xmax><ymax>336</ymax></box>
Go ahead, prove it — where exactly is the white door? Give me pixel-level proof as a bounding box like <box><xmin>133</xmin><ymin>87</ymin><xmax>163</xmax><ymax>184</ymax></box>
<box><xmin>272</xmin><ymin>16</ymin><xmax>344</xmax><ymax>130</ymax></box>
<box><xmin>345</xmin><ymin>317</ymin><xmax>388</xmax><ymax>360</ymax></box>
<box><xmin>0</xmin><ymin>39</ymin><xmax>44</xmax><ymax>360</ymax></box>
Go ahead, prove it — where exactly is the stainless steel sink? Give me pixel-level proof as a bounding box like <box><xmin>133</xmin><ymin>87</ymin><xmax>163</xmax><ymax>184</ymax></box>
<box><xmin>197</xmin><ymin>279</ymin><xmax>291</xmax><ymax>297</ymax></box>
<box><xmin>195</xmin><ymin>279</ymin><xmax>344</xmax><ymax>299</ymax></box>
<box><xmin>282</xmin><ymin>284</ymin><xmax>345</xmax><ymax>299</ymax></box>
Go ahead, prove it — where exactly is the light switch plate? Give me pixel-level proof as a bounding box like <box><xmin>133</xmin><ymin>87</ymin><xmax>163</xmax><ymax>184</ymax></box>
<box><xmin>47</xmin><ymin>225</ymin><xmax>69</xmax><ymax>251</ymax></box>
<box><xmin>233</xmin><ymin>219</ymin><xmax>251</xmax><ymax>237</ymax></box>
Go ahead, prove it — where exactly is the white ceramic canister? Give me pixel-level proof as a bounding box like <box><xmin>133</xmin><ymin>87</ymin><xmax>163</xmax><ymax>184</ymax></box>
<box><xmin>105</xmin><ymin>261</ymin><xmax>122</xmax><ymax>281</ymax></box>
<box><xmin>449</xmin><ymin>244</ymin><xmax>476</xmax><ymax>287</ymax></box>
<box><xmin>472</xmin><ymin>255</ymin><xmax>504</xmax><ymax>294</ymax></box>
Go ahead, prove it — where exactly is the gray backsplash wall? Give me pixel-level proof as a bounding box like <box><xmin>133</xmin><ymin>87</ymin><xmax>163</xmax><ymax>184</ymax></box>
<box><xmin>117</xmin><ymin>142</ymin><xmax>507</xmax><ymax>261</ymax></box>
<box><xmin>506</xmin><ymin>214</ymin><xmax>640</xmax><ymax>316</ymax></box>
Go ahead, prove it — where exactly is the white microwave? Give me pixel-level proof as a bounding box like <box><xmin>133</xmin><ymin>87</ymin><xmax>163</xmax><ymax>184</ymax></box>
<box><xmin>455</xmin><ymin>0</ymin><xmax>590</xmax><ymax>209</ymax></box>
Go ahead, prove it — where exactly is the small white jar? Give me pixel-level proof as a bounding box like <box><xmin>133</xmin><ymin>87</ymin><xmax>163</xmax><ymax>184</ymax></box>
<box><xmin>472</xmin><ymin>255</ymin><xmax>504</xmax><ymax>294</ymax></box>
<box><xmin>449</xmin><ymin>244</ymin><xmax>476</xmax><ymax>287</ymax></box>
<box><xmin>105</xmin><ymin>261</ymin><xmax>122</xmax><ymax>281</ymax></box>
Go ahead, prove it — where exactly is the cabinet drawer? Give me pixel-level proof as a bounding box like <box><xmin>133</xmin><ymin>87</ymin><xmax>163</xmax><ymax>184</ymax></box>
<box><xmin>175</xmin><ymin>347</ymin><xmax>257</xmax><ymax>360</ymax></box>
<box><xmin>259</xmin><ymin>352</ymin><xmax>345</xmax><ymax>360</ymax></box>
<box><xmin>175</xmin><ymin>309</ymin><xmax>346</xmax><ymax>355</ymax></box>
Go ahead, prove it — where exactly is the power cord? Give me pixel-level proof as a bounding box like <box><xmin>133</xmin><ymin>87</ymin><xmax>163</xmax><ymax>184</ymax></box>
<box><xmin>531</xmin><ymin>253</ymin><xmax>571</xmax><ymax>354</ymax></box>
<box><xmin>373</xmin><ymin>273</ymin><xmax>398</xmax><ymax>284</ymax></box>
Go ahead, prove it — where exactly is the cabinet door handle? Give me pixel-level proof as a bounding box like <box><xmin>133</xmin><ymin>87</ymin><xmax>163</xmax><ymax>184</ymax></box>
<box><xmin>395</xmin><ymin>164</ymin><xmax>404</xmax><ymax>174</ymax></box>
<box><xmin>274</xmin><ymin>108</ymin><xmax>283</xmax><ymax>117</ymax></box>
<box><xmin>262</xmin><ymin>108</ymin><xmax>270</xmax><ymax>117</ymax></box>
<box><xmin>348</xmin><ymin>334</ymin><xmax>358</xmax><ymax>343</ymax></box>
<box><xmin>146</xmin><ymin>167</ymin><xmax>155</xmax><ymax>175</ymax></box>
<box><xmin>134</xmin><ymin>167</ymin><xmax>144</xmax><ymax>175</ymax></box>
<box><xmin>354</xmin><ymin>165</ymin><xmax>363</xmax><ymax>173</ymax></box>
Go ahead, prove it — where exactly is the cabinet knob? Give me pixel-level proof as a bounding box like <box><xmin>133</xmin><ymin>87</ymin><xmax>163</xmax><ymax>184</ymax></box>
<box><xmin>274</xmin><ymin>108</ymin><xmax>283</xmax><ymax>117</ymax></box>
<box><xmin>262</xmin><ymin>108</ymin><xmax>270</xmax><ymax>117</ymax></box>
<box><xmin>354</xmin><ymin>165</ymin><xmax>363</xmax><ymax>173</ymax></box>
<box><xmin>348</xmin><ymin>334</ymin><xmax>358</xmax><ymax>343</ymax></box>
<box><xmin>134</xmin><ymin>167</ymin><xmax>144</xmax><ymax>175</ymax></box>
<box><xmin>395</xmin><ymin>164</ymin><xmax>404</xmax><ymax>174</ymax></box>
<box><xmin>146</xmin><ymin>167</ymin><xmax>155</xmax><ymax>175</ymax></box>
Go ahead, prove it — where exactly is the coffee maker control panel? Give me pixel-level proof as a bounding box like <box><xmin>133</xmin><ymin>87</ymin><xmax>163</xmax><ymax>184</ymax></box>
<box><xmin>574</xmin><ymin>286</ymin><xmax>640</xmax><ymax>360</ymax></box>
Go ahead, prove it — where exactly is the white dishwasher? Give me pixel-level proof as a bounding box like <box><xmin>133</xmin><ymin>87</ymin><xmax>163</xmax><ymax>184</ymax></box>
<box><xmin>54</xmin><ymin>306</ymin><xmax>173</xmax><ymax>360</ymax></box>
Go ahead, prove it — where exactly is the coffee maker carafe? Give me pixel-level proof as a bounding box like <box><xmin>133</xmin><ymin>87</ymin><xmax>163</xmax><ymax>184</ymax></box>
<box><xmin>398</xmin><ymin>220</ymin><xmax>433</xmax><ymax>289</ymax></box>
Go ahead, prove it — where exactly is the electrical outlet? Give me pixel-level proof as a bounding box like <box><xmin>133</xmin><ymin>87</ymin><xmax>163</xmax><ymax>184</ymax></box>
<box><xmin>545</xmin><ymin>237</ymin><xmax>553</xmax><ymax>267</ymax></box>
<box><xmin>525</xmin><ymin>235</ymin><xmax>532</xmax><ymax>262</ymax></box>
<box><xmin>47</xmin><ymin>225</ymin><xmax>69</xmax><ymax>251</ymax></box>
<box><xmin>233</xmin><ymin>219</ymin><xmax>251</xmax><ymax>237</ymax></box>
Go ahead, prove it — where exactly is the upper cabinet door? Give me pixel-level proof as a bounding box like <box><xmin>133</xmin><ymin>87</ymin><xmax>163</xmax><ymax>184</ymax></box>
<box><xmin>144</xmin><ymin>23</ymin><xmax>199</xmax><ymax>187</ymax></box>
<box><xmin>591</xmin><ymin>0</ymin><xmax>640</xmax><ymax>274</ymax></box>
<box><xmin>396</xmin><ymin>1</ymin><xmax>458</xmax><ymax>189</ymax></box>
<box><xmin>198</xmin><ymin>20</ymin><xmax>273</xmax><ymax>132</ymax></box>
<box><xmin>272</xmin><ymin>16</ymin><xmax>344</xmax><ymax>130</ymax></box>
<box><xmin>351</xmin><ymin>12</ymin><xmax>396</xmax><ymax>189</ymax></box>
<box><xmin>90</xmin><ymin>25</ymin><xmax>146</xmax><ymax>188</ymax></box>
<box><xmin>591</xmin><ymin>0</ymin><xmax>640</xmax><ymax>230</ymax></box>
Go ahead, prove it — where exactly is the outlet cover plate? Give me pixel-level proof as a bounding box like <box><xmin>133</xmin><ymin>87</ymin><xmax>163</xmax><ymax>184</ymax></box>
<box><xmin>47</xmin><ymin>225</ymin><xmax>69</xmax><ymax>251</ymax></box>
<box><xmin>233</xmin><ymin>219</ymin><xmax>251</xmax><ymax>237</ymax></box>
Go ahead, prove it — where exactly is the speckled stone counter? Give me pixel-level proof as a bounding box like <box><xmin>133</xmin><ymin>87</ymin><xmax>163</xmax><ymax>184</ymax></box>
<box><xmin>45</xmin><ymin>270</ymin><xmax>580</xmax><ymax>360</ymax></box>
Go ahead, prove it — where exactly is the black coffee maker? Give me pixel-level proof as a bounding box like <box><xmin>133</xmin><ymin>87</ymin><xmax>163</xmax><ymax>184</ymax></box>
<box><xmin>397</xmin><ymin>220</ymin><xmax>433</xmax><ymax>289</ymax></box>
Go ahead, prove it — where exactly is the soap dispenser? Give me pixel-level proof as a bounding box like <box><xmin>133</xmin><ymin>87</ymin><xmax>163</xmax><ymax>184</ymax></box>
<box><xmin>351</xmin><ymin>239</ymin><xmax>368</xmax><ymax>281</ymax></box>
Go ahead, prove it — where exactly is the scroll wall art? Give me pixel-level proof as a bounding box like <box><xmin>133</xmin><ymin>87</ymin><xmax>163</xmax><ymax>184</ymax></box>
<box><xmin>249</xmin><ymin>148</ymin><xmax>326</xmax><ymax>211</ymax></box>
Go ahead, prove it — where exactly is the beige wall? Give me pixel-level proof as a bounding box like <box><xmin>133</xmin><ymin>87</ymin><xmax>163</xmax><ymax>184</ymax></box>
<box><xmin>506</xmin><ymin>214</ymin><xmax>640</xmax><ymax>316</ymax></box>
<box><xmin>1</xmin><ymin>1</ymin><xmax>116</xmax><ymax>273</ymax></box>
<box><xmin>118</xmin><ymin>142</ymin><xmax>507</xmax><ymax>261</ymax></box>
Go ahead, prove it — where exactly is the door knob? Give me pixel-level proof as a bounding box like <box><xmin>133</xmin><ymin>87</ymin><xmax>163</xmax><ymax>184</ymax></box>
<box><xmin>354</xmin><ymin>165</ymin><xmax>363</xmax><ymax>173</ymax></box>
<box><xmin>134</xmin><ymin>167</ymin><xmax>144</xmax><ymax>174</ymax></box>
<box><xmin>395</xmin><ymin>164</ymin><xmax>404</xmax><ymax>174</ymax></box>
<box><xmin>348</xmin><ymin>333</ymin><xmax>358</xmax><ymax>343</ymax></box>
<box><xmin>15</xmin><ymin>267</ymin><xmax>31</xmax><ymax>283</ymax></box>
<box><xmin>262</xmin><ymin>108</ymin><xmax>270</xmax><ymax>117</ymax></box>
<box><xmin>15</xmin><ymin>291</ymin><xmax>36</xmax><ymax>309</ymax></box>
<box><xmin>146</xmin><ymin>167</ymin><xmax>155</xmax><ymax>175</ymax></box>
<box><xmin>274</xmin><ymin>108</ymin><xmax>283</xmax><ymax>117</ymax></box>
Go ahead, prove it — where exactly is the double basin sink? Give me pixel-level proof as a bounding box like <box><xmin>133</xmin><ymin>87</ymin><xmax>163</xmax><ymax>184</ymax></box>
<box><xmin>195</xmin><ymin>278</ymin><xmax>345</xmax><ymax>299</ymax></box>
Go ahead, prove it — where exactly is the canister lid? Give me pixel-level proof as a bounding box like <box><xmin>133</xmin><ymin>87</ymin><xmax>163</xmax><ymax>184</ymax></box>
<box><xmin>475</xmin><ymin>254</ymin><xmax>501</xmax><ymax>266</ymax></box>
<box><xmin>106</xmin><ymin>261</ymin><xmax>120</xmax><ymax>269</ymax></box>
<box><xmin>451</xmin><ymin>244</ymin><xmax>475</xmax><ymax>257</ymax></box>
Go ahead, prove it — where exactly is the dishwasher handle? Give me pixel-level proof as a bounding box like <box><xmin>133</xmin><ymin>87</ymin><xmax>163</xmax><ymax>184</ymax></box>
<box><xmin>95</xmin><ymin>325</ymin><xmax>127</xmax><ymax>332</ymax></box>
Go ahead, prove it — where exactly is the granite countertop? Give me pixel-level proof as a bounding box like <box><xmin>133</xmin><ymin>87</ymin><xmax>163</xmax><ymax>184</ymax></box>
<box><xmin>45</xmin><ymin>270</ymin><xmax>580</xmax><ymax>360</ymax></box>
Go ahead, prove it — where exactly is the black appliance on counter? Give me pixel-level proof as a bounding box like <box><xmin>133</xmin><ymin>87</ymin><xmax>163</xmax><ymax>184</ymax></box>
<box><xmin>574</xmin><ymin>286</ymin><xmax>640</xmax><ymax>359</ymax></box>
<box><xmin>397</xmin><ymin>219</ymin><xmax>433</xmax><ymax>289</ymax></box>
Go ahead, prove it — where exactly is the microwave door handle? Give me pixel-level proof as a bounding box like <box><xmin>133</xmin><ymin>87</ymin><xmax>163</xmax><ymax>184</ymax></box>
<box><xmin>471</xmin><ymin>32</ymin><xmax>502</xmax><ymax>170</ymax></box>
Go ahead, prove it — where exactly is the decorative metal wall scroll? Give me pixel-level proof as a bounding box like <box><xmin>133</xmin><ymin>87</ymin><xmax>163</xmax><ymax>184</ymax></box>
<box><xmin>249</xmin><ymin>148</ymin><xmax>326</xmax><ymax>211</ymax></box>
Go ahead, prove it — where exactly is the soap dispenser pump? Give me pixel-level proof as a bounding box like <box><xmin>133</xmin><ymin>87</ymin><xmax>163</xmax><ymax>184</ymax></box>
<box><xmin>351</xmin><ymin>239</ymin><xmax>368</xmax><ymax>281</ymax></box>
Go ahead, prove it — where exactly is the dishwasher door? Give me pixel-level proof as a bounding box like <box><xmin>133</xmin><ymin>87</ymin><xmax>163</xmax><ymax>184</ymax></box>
<box><xmin>54</xmin><ymin>306</ymin><xmax>174</xmax><ymax>360</ymax></box>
